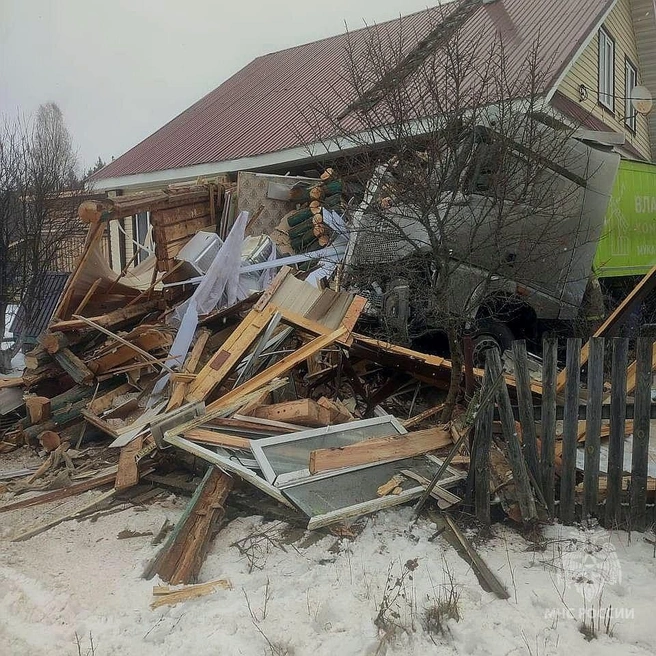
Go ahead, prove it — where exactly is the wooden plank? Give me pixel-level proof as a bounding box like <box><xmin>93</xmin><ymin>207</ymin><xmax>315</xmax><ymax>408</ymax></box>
<box><xmin>205</xmin><ymin>327</ymin><xmax>347</xmax><ymax>414</ymax></box>
<box><xmin>541</xmin><ymin>338</ymin><xmax>558</xmax><ymax>517</ymax></box>
<box><xmin>555</xmin><ymin>264</ymin><xmax>656</xmax><ymax>393</ymax></box>
<box><xmin>150</xmin><ymin>578</ymin><xmax>232</xmax><ymax>609</ymax></box>
<box><xmin>115</xmin><ymin>435</ymin><xmax>144</xmax><ymax>492</ymax></box>
<box><xmin>0</xmin><ymin>377</ymin><xmax>25</xmax><ymax>389</ymax></box>
<box><xmin>12</xmin><ymin>489</ymin><xmax>117</xmax><ymax>542</ymax></box>
<box><xmin>399</xmin><ymin>469</ymin><xmax>461</xmax><ymax>508</ymax></box>
<box><xmin>0</xmin><ymin>467</ymin><xmax>119</xmax><ymax>513</ymax></box>
<box><xmin>88</xmin><ymin>383</ymin><xmax>135</xmax><ymax>415</ymax></box>
<box><xmin>487</xmin><ymin>349</ymin><xmax>537</xmax><ymax>524</ymax></box>
<box><xmin>53</xmin><ymin>221</ymin><xmax>105</xmax><ymax>320</ymax></box>
<box><xmin>582</xmin><ymin>337</ymin><xmax>604</xmax><ymax>520</ymax></box>
<box><xmin>73</xmin><ymin>277</ymin><xmax>103</xmax><ymax>316</ymax></box>
<box><xmin>187</xmin><ymin>306</ymin><xmax>276</xmax><ymax>402</ymax></box>
<box><xmin>560</xmin><ymin>338</ymin><xmax>582</xmax><ymax>525</ymax></box>
<box><xmin>630</xmin><ymin>330</ymin><xmax>654</xmax><ymax>531</ymax></box>
<box><xmin>511</xmin><ymin>340</ymin><xmax>540</xmax><ymax>488</ymax></box>
<box><xmin>340</xmin><ymin>295</ymin><xmax>367</xmax><ymax>333</ymax></box>
<box><xmin>185</xmin><ymin>429</ymin><xmax>251</xmax><ymax>450</ymax></box>
<box><xmin>308</xmin><ymin>427</ymin><xmax>452</xmax><ymax>474</ymax></box>
<box><xmin>166</xmin><ymin>329</ymin><xmax>212</xmax><ymax>412</ymax></box>
<box><xmin>87</xmin><ymin>329</ymin><xmax>171</xmax><ymax>375</ymax></box>
<box><xmin>50</xmin><ymin>299</ymin><xmax>162</xmax><ymax>333</ymax></box>
<box><xmin>442</xmin><ymin>514</ymin><xmax>510</xmax><ymax>600</ymax></box>
<box><xmin>606</xmin><ymin>337</ymin><xmax>629</xmax><ymax>526</ymax></box>
<box><xmin>149</xmin><ymin>201</ymin><xmax>211</xmax><ymax>227</ymax></box>
<box><xmin>623</xmin><ymin>341</ymin><xmax>656</xmax><ymax>396</ymax></box>
<box><xmin>252</xmin><ymin>399</ymin><xmax>332</xmax><ymax>427</ymax></box>
<box><xmin>253</xmin><ymin>266</ymin><xmax>293</xmax><ymax>311</ymax></box>
<box><xmin>184</xmin><ymin>329</ymin><xmax>211</xmax><ymax>373</ymax></box>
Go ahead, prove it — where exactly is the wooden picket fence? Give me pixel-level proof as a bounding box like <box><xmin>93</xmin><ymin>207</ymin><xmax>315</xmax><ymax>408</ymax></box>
<box><xmin>471</xmin><ymin>331</ymin><xmax>655</xmax><ymax>531</ymax></box>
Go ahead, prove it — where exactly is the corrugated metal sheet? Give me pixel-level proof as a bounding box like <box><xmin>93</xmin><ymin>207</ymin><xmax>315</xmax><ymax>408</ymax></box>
<box><xmin>93</xmin><ymin>0</ymin><xmax>615</xmax><ymax>182</ymax></box>
<box><xmin>11</xmin><ymin>272</ymin><xmax>70</xmax><ymax>345</ymax></box>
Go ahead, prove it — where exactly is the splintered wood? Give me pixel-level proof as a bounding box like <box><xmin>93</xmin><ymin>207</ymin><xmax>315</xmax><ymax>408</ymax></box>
<box><xmin>143</xmin><ymin>468</ymin><xmax>233</xmax><ymax>585</ymax></box>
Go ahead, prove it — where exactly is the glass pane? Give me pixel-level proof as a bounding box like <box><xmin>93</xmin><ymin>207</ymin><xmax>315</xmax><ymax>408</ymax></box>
<box><xmin>282</xmin><ymin>456</ymin><xmax>452</xmax><ymax>518</ymax></box>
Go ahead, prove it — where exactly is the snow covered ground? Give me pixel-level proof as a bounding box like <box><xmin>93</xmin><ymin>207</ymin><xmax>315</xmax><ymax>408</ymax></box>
<box><xmin>1</xmin><ymin>449</ymin><xmax>655</xmax><ymax>656</ymax></box>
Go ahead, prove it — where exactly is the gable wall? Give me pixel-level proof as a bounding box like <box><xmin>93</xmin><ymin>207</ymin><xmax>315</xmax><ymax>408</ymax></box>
<box><xmin>557</xmin><ymin>0</ymin><xmax>651</xmax><ymax>160</ymax></box>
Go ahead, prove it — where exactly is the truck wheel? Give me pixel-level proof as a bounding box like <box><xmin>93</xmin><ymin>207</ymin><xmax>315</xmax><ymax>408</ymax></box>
<box><xmin>472</xmin><ymin>320</ymin><xmax>514</xmax><ymax>368</ymax></box>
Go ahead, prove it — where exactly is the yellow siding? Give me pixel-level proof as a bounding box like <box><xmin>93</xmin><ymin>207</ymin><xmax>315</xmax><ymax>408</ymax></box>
<box><xmin>557</xmin><ymin>0</ymin><xmax>651</xmax><ymax>160</ymax></box>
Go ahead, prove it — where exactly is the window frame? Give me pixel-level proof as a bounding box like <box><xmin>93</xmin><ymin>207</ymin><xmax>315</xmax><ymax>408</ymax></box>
<box><xmin>625</xmin><ymin>57</ymin><xmax>638</xmax><ymax>133</ymax></box>
<box><xmin>598</xmin><ymin>27</ymin><xmax>615</xmax><ymax>112</ymax></box>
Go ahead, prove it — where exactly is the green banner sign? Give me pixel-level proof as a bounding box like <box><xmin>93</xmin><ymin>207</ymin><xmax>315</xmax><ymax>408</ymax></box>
<box><xmin>595</xmin><ymin>159</ymin><xmax>656</xmax><ymax>278</ymax></box>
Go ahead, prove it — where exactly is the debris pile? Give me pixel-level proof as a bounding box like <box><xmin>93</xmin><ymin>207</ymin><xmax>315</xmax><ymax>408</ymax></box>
<box><xmin>0</xmin><ymin>175</ymin><xmax>474</xmax><ymax>584</ymax></box>
<box><xmin>3</xmin><ymin>171</ymin><xmax>653</xmax><ymax>589</ymax></box>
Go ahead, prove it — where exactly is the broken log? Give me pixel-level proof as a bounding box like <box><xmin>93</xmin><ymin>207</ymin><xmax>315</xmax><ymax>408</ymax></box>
<box><xmin>143</xmin><ymin>467</ymin><xmax>233</xmax><ymax>584</ymax></box>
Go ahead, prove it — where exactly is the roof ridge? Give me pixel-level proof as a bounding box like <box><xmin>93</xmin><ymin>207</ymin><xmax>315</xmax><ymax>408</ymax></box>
<box><xmin>251</xmin><ymin>1</ymin><xmax>461</xmax><ymax>61</ymax></box>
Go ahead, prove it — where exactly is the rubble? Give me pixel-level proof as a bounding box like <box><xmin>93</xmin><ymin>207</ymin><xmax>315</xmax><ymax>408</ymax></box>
<box><xmin>1</xmin><ymin>173</ymin><xmax>653</xmax><ymax>591</ymax></box>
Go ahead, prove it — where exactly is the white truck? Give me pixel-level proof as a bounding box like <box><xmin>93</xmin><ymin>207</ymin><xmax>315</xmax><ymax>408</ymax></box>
<box><xmin>344</xmin><ymin>118</ymin><xmax>621</xmax><ymax>360</ymax></box>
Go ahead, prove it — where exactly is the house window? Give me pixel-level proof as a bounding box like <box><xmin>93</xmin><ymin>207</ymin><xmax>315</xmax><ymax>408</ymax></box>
<box><xmin>625</xmin><ymin>59</ymin><xmax>638</xmax><ymax>132</ymax></box>
<box><xmin>133</xmin><ymin>211</ymin><xmax>150</xmax><ymax>264</ymax></box>
<box><xmin>598</xmin><ymin>27</ymin><xmax>615</xmax><ymax>111</ymax></box>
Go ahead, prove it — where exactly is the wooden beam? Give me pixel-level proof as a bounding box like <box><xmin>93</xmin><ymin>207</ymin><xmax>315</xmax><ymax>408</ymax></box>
<box><xmin>308</xmin><ymin>426</ymin><xmax>452</xmax><ymax>474</ymax></box>
<box><xmin>115</xmin><ymin>435</ymin><xmax>144</xmax><ymax>491</ymax></box>
<box><xmin>556</xmin><ymin>264</ymin><xmax>656</xmax><ymax>393</ymax></box>
<box><xmin>187</xmin><ymin>306</ymin><xmax>276</xmax><ymax>402</ymax></box>
<box><xmin>50</xmin><ymin>299</ymin><xmax>162</xmax><ymax>333</ymax></box>
<box><xmin>185</xmin><ymin>429</ymin><xmax>251</xmax><ymax>450</ymax></box>
<box><xmin>252</xmin><ymin>399</ymin><xmax>331</xmax><ymax>427</ymax></box>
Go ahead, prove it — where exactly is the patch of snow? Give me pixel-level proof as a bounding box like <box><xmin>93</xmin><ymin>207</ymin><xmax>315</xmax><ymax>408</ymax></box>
<box><xmin>0</xmin><ymin>450</ymin><xmax>655</xmax><ymax>655</ymax></box>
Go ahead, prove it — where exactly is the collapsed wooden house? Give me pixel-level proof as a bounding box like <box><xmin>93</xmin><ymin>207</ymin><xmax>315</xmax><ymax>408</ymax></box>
<box><xmin>1</xmin><ymin>177</ymin><xmax>655</xmax><ymax>591</ymax></box>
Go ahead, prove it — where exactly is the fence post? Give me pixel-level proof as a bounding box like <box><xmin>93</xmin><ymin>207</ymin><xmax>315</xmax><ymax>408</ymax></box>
<box><xmin>511</xmin><ymin>340</ymin><xmax>540</xmax><ymax>490</ymax></box>
<box><xmin>488</xmin><ymin>348</ymin><xmax>537</xmax><ymax>523</ymax></box>
<box><xmin>630</xmin><ymin>327</ymin><xmax>654</xmax><ymax>531</ymax></box>
<box><xmin>541</xmin><ymin>338</ymin><xmax>558</xmax><ymax>517</ymax></box>
<box><xmin>474</xmin><ymin>356</ymin><xmax>494</xmax><ymax>524</ymax></box>
<box><xmin>606</xmin><ymin>337</ymin><xmax>628</xmax><ymax>527</ymax></box>
<box><xmin>582</xmin><ymin>337</ymin><xmax>604</xmax><ymax>521</ymax></box>
<box><xmin>560</xmin><ymin>337</ymin><xmax>581</xmax><ymax>525</ymax></box>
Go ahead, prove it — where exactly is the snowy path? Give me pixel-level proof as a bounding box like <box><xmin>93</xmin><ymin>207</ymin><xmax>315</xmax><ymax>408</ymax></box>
<box><xmin>1</xmin><ymin>452</ymin><xmax>655</xmax><ymax>656</ymax></box>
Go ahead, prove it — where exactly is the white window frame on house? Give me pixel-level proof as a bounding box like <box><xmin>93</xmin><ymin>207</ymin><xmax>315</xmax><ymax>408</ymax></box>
<box><xmin>132</xmin><ymin>211</ymin><xmax>151</xmax><ymax>265</ymax></box>
<box><xmin>625</xmin><ymin>58</ymin><xmax>638</xmax><ymax>133</ymax></box>
<box><xmin>598</xmin><ymin>27</ymin><xmax>615</xmax><ymax>111</ymax></box>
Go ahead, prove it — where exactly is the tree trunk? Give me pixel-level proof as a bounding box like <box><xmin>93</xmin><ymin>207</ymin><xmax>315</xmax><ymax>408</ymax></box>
<box><xmin>440</xmin><ymin>323</ymin><xmax>463</xmax><ymax>423</ymax></box>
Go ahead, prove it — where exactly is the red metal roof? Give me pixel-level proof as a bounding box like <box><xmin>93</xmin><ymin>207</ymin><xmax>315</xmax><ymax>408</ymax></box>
<box><xmin>92</xmin><ymin>0</ymin><xmax>615</xmax><ymax>182</ymax></box>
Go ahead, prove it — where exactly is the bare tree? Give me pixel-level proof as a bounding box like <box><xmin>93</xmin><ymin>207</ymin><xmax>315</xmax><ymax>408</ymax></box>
<box><xmin>303</xmin><ymin>9</ymin><xmax>615</xmax><ymax>420</ymax></box>
<box><xmin>0</xmin><ymin>103</ymin><xmax>81</xmax><ymax>372</ymax></box>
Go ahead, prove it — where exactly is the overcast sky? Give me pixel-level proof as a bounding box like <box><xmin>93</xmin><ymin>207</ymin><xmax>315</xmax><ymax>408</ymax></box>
<box><xmin>1</xmin><ymin>0</ymin><xmax>439</xmax><ymax>172</ymax></box>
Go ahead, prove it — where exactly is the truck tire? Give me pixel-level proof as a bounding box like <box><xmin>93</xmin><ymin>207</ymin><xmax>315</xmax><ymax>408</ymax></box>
<box><xmin>472</xmin><ymin>320</ymin><xmax>514</xmax><ymax>367</ymax></box>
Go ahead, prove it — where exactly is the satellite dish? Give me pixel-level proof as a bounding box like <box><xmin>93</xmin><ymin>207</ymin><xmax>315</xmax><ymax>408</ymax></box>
<box><xmin>631</xmin><ymin>85</ymin><xmax>653</xmax><ymax>115</ymax></box>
